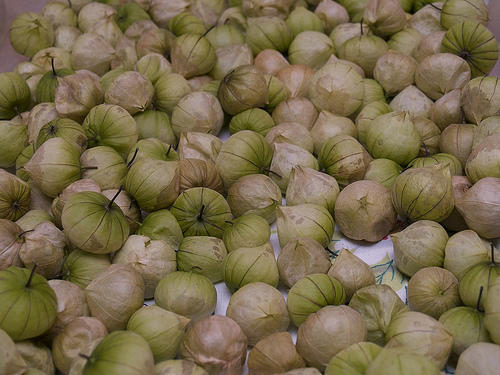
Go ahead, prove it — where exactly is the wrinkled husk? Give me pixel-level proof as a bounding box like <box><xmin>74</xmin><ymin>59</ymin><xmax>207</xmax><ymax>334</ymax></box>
<box><xmin>454</xmin><ymin>342</ymin><xmax>500</xmax><ymax>375</ymax></box>
<box><xmin>0</xmin><ymin>327</ymin><xmax>28</xmax><ymax>375</ymax></box>
<box><xmin>373</xmin><ymin>51</ymin><xmax>417</xmax><ymax>97</ymax></box>
<box><xmin>179</xmin><ymin>315</ymin><xmax>247</xmax><ymax>375</ymax></box>
<box><xmin>241</xmin><ymin>0</ymin><xmax>291</xmax><ymax>18</ymax></box>
<box><xmin>310</xmin><ymin>111</ymin><xmax>357</xmax><ymax>156</ymax></box>
<box><xmin>177</xmin><ymin>131</ymin><xmax>222</xmax><ymax>164</ymax></box>
<box><xmin>407</xmin><ymin>266</ymin><xmax>461</xmax><ymax>320</ymax></box>
<box><xmin>9</xmin><ymin>12</ymin><xmax>54</xmax><ymax>58</ymax></box>
<box><xmin>84</xmin><ymin>264</ymin><xmax>145</xmax><ymax>332</ymax></box>
<box><xmin>327</xmin><ymin>248</ymin><xmax>376</xmax><ymax>302</ymax></box>
<box><xmin>355</xmin><ymin>101</ymin><xmax>393</xmax><ymax>146</ymax></box>
<box><xmin>338</xmin><ymin>35</ymin><xmax>388</xmax><ymax>78</ymax></box>
<box><xmin>461</xmin><ymin>76</ymin><xmax>500</xmax><ymax>125</ymax></box>
<box><xmin>226</xmin><ymin>282</ymin><xmax>289</xmax><ymax>346</ymax></box>
<box><xmin>70</xmin><ymin>33</ymin><xmax>116</xmax><ymax>76</ymax></box>
<box><xmin>288</xmin><ymin>31</ymin><xmax>334</xmax><ymax>71</ymax></box>
<box><xmin>155</xmin><ymin>359</ymin><xmax>209</xmax><ymax>375</ymax></box>
<box><xmin>389</xmin><ymin>85</ymin><xmax>435</xmax><ymax>119</ymax></box>
<box><xmin>154</xmin><ymin>73</ymin><xmax>192</xmax><ymax>116</ymax></box>
<box><xmin>210</xmin><ymin>43</ymin><xmax>253</xmax><ymax>81</ymax></box>
<box><xmin>439</xmin><ymin>123</ymin><xmax>477</xmax><ymax>168</ymax></box>
<box><xmin>391</xmin><ymin>220</ymin><xmax>448</xmax><ymax>277</ymax></box>
<box><xmin>465</xmin><ymin>133</ymin><xmax>500</xmax><ymax>183</ymax></box>
<box><xmin>276</xmin><ymin>64</ymin><xmax>315</xmax><ymax>99</ymax></box>
<box><xmin>415</xmin><ymin>30</ymin><xmax>446</xmax><ymax>63</ymax></box>
<box><xmin>254</xmin><ymin>49</ymin><xmax>290</xmax><ymax>76</ymax></box>
<box><xmin>79</xmin><ymin>146</ymin><xmax>128</xmax><ymax>191</ymax></box>
<box><xmin>14</xmin><ymin>339</ymin><xmax>54</xmax><ymax>375</ymax></box>
<box><xmin>104</xmin><ymin>71</ymin><xmax>154</xmax><ymax>115</ymax></box>
<box><xmin>135</xmin><ymin>209</ymin><xmax>183</xmax><ymax>250</ymax></box>
<box><xmin>246</xmin><ymin>16</ymin><xmax>292</xmax><ymax>56</ymax></box>
<box><xmin>363</xmin><ymin>0</ymin><xmax>406</xmax><ymax>38</ymax></box>
<box><xmin>0</xmin><ymin>219</ymin><xmax>24</xmax><ymax>270</ymax></box>
<box><xmin>265</xmin><ymin>122</ymin><xmax>315</xmax><ymax>154</ymax></box>
<box><xmin>272</xmin><ymin>97</ymin><xmax>318</xmax><ymax>131</ymax></box>
<box><xmin>333</xmin><ymin>180</ymin><xmax>397</xmax><ymax>242</ymax></box>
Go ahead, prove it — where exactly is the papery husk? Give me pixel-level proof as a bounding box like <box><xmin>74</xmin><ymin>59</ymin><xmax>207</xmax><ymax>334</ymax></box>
<box><xmin>389</xmin><ymin>85</ymin><xmax>434</xmax><ymax>119</ymax></box>
<box><xmin>0</xmin><ymin>170</ymin><xmax>31</xmax><ymax>221</ymax></box>
<box><xmin>154</xmin><ymin>271</ymin><xmax>217</xmax><ymax>321</ymax></box>
<box><xmin>0</xmin><ymin>327</ymin><xmax>28</xmax><ymax>375</ymax></box>
<box><xmin>84</xmin><ymin>264</ymin><xmax>145</xmax><ymax>332</ymax></box>
<box><xmin>229</xmin><ymin>107</ymin><xmax>275</xmax><ymax>136</ymax></box>
<box><xmin>149</xmin><ymin>0</ymin><xmax>189</xmax><ymax>28</ymax></box>
<box><xmin>348</xmin><ymin>284</ymin><xmax>410</xmax><ymax>345</ymax></box>
<box><xmin>77</xmin><ymin>2</ymin><xmax>116</xmax><ymax>32</ymax></box>
<box><xmin>310</xmin><ymin>111</ymin><xmax>356</xmax><ymax>156</ymax></box>
<box><xmin>110</xmin><ymin>36</ymin><xmax>137</xmax><ymax>70</ymax></box>
<box><xmin>101</xmin><ymin>188</ymin><xmax>141</xmax><ymax>233</ymax></box>
<box><xmin>226</xmin><ymin>174</ymin><xmax>282</xmax><ymax>224</ymax></box>
<box><xmin>327</xmin><ymin>248</ymin><xmax>376</xmax><ymax>302</ymax></box>
<box><xmin>415</xmin><ymin>30</ymin><xmax>446</xmax><ymax>63</ymax></box>
<box><xmin>127</xmin><ymin>305</ymin><xmax>190</xmax><ymax>363</ymax></box>
<box><xmin>285</xmin><ymin>166</ymin><xmax>339</xmax><ymax>214</ymax></box>
<box><xmin>125</xmin><ymin>158</ymin><xmax>180</xmax><ymax>212</ymax></box>
<box><xmin>154</xmin><ymin>73</ymin><xmax>192</xmax><ymax>117</ymax></box>
<box><xmin>254</xmin><ymin>49</ymin><xmax>290</xmax><ymax>76</ymax></box>
<box><xmin>365</xmin><ymin>346</ymin><xmax>441</xmax><ymax>375</ymax></box>
<box><xmin>19</xmin><ymin>221</ymin><xmax>68</xmax><ymax>280</ymax></box>
<box><xmin>14</xmin><ymin>339</ymin><xmax>55</xmax><ymax>375</ymax></box>
<box><xmin>62</xmin><ymin>248</ymin><xmax>111</xmax><ymax>289</ymax></box>
<box><xmin>245</xmin><ymin>16</ymin><xmax>292</xmax><ymax>56</ymax></box>
<box><xmin>222</xmin><ymin>214</ymin><xmax>271</xmax><ymax>253</ymax></box>
<box><xmin>226</xmin><ymin>282</ymin><xmax>289</xmax><ymax>346</ymax></box>
<box><xmin>296</xmin><ymin>305</ymin><xmax>367</xmax><ymax>372</ymax></box>
<box><xmin>385</xmin><ymin>311</ymin><xmax>454</xmax><ymax>369</ymax></box>
<box><xmin>408</xmin><ymin>152</ymin><xmax>463</xmax><ymax>177</ymax></box>
<box><xmin>15</xmin><ymin>143</ymin><xmax>35</xmax><ymax>183</ymax></box>
<box><xmin>241</xmin><ymin>0</ymin><xmax>291</xmax><ymax>18</ymax></box>
<box><xmin>363</xmin><ymin>0</ymin><xmax>406</xmax><ymax>38</ymax></box>
<box><xmin>333</xmin><ymin>180</ymin><xmax>397</xmax><ymax>243</ymax></box>
<box><xmin>217</xmin><ymin>6</ymin><xmax>247</xmax><ymax>32</ymax></box>
<box><xmin>354</xmin><ymin>101</ymin><xmax>392</xmax><ymax>146</ymax></box>
<box><xmin>454</xmin><ymin>342</ymin><xmax>500</xmax><ymax>375</ymax></box>
<box><xmin>79</xmin><ymin>146</ymin><xmax>128</xmax><ymax>191</ymax></box>
<box><xmin>314</xmin><ymin>0</ymin><xmax>349</xmax><ymax>35</ymax></box>
<box><xmin>0</xmin><ymin>219</ymin><xmax>25</xmax><ymax>270</ymax></box>
<box><xmin>363</xmin><ymin>158</ymin><xmax>402</xmax><ymax>192</ymax></box>
<box><xmin>23</xmin><ymin>137</ymin><xmax>80</xmax><ymax>199</ymax></box>
<box><xmin>223</xmin><ymin>242</ymin><xmax>279</xmax><ymax>292</ymax></box>
<box><xmin>136</xmin><ymin>28</ymin><xmax>175</xmax><ymax>60</ymax></box>
<box><xmin>319</xmin><ymin>134</ymin><xmax>373</xmax><ymax>188</ymax></box>
<box><xmin>135</xmin><ymin>209</ymin><xmax>184</xmax><ymax>250</ymax></box>
<box><xmin>308</xmin><ymin>62</ymin><xmax>364</xmax><ymax>117</ymax></box>
<box><xmin>34</xmin><ymin>118</ymin><xmax>86</xmax><ymax>155</ymax></box>
<box><xmin>52</xmin><ymin>316</ymin><xmax>108</xmax><ymax>374</ymax></box>
<box><xmin>324</xmin><ymin>342</ymin><xmax>382</xmax><ymax>375</ymax></box>
<box><xmin>439</xmin><ymin>123</ymin><xmax>476</xmax><ymax>168</ymax></box>
<box><xmin>177</xmin><ymin>131</ymin><xmax>222</xmax><ymax>164</ymax></box>
<box><xmin>209</xmin><ymin>43</ymin><xmax>253</xmax><ymax>81</ymax></box>
<box><xmin>265</xmin><ymin>122</ymin><xmax>315</xmax><ymax>154</ymax></box>
<box><xmin>9</xmin><ymin>13</ymin><xmax>54</xmax><ymax>59</ymax></box>
<box><xmin>272</xmin><ymin>97</ymin><xmax>318</xmax><ymax>131</ymax></box>
<box><xmin>112</xmin><ymin>235</ymin><xmax>177</xmax><ymax>299</ymax></box>
<box><xmin>276</xmin><ymin>64</ymin><xmax>315</xmax><ymax>99</ymax></box>
<box><xmin>170</xmin><ymin>33</ymin><xmax>216</xmax><ymax>79</ymax></box>
<box><xmin>440</xmin><ymin>0</ymin><xmax>489</xmax><ymax>29</ymax></box>
<box><xmin>391</xmin><ymin>163</ymin><xmax>454</xmax><ymax>223</ymax></box>
<box><xmin>461</xmin><ymin>76</ymin><xmax>500</xmax><ymax>125</ymax></box>
<box><xmin>0</xmin><ymin>120</ymin><xmax>28</xmax><ymax>169</ymax></box>
<box><xmin>287</xmin><ymin>31</ymin><xmax>334</xmax><ymax>71</ymax></box>
<box><xmin>454</xmin><ymin>177</ymin><xmax>500</xmax><ymax>238</ymax></box>
<box><xmin>407</xmin><ymin>266</ymin><xmax>461</xmax><ymax>320</ymax></box>
<box><xmin>179</xmin><ymin>315</ymin><xmax>247</xmax><ymax>375</ymax></box>
<box><xmin>413</xmin><ymin>116</ymin><xmax>441</xmax><ymax>156</ymax></box>
<box><xmin>168</xmin><ymin>12</ymin><xmax>207</xmax><ymax>36</ymax></box>
<box><xmin>70</xmin><ymin>33</ymin><xmax>115</xmax><ymax>76</ymax></box>
<box><xmin>338</xmin><ymin>35</ymin><xmax>388</xmax><ymax>78</ymax></box>
<box><xmin>373</xmin><ymin>51</ymin><xmax>417</xmax><ymax>97</ymax></box>
<box><xmin>104</xmin><ymin>71</ymin><xmax>153</xmax><ymax>115</ymax></box>
<box><xmin>86</xmin><ymin>15</ymin><xmax>123</xmax><ymax>48</ymax></box>
<box><xmin>465</xmin><ymin>133</ymin><xmax>500</xmax><ymax>183</ymax></box>
<box><xmin>135</xmin><ymin>53</ymin><xmax>172</xmax><ymax>86</ymax></box>
<box><xmin>54</xmin><ymin>70</ymin><xmax>104</xmax><ymax>123</ymax></box>
<box><xmin>134</xmin><ymin>110</ymin><xmax>177</xmax><ymax>148</ymax></box>
<box><xmin>440</xmin><ymin>175</ymin><xmax>472</xmax><ymax>231</ymax></box>
<box><xmin>287</xmin><ymin>273</ymin><xmax>346</xmax><ymax>327</ymax></box>
<box><xmin>387</xmin><ymin>28</ymin><xmax>423</xmax><ymax>58</ymax></box>
<box><xmin>407</xmin><ymin>4</ymin><xmax>443</xmax><ymax>37</ymax></box>
<box><xmin>329</xmin><ymin>22</ymin><xmax>371</xmax><ymax>53</ymax></box>
<box><xmin>415</xmin><ymin>53</ymin><xmax>471</xmax><ymax>101</ymax></box>
<box><xmin>247</xmin><ymin>332</ymin><xmax>306</xmax><ymax>375</ymax></box>
<box><xmin>179</xmin><ymin>158</ymin><xmax>224</xmax><ymax>194</ymax></box>
<box><xmin>391</xmin><ymin>220</ymin><xmax>448</xmax><ymax>277</ymax></box>
<box><xmin>276</xmin><ymin>203</ymin><xmax>335</xmax><ymax>248</ymax></box>
<box><xmin>25</xmin><ymin>102</ymin><xmax>59</xmax><ymax>144</ymax></box>
<box><xmin>155</xmin><ymin>359</ymin><xmax>209</xmax><ymax>375</ymax></box>
<box><xmin>286</xmin><ymin>7</ymin><xmax>324</xmax><ymax>39</ymax></box>
<box><xmin>484</xmin><ymin>277</ymin><xmax>500</xmax><ymax>344</ymax></box>
<box><xmin>176</xmin><ymin>236</ymin><xmax>227</xmax><ymax>283</ymax></box>
<box><xmin>429</xmin><ymin>88</ymin><xmax>462</xmax><ymax>131</ymax></box>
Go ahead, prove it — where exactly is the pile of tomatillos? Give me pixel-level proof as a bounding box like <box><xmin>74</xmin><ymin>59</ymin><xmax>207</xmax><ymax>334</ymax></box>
<box><xmin>1</xmin><ymin>0</ymin><xmax>500</xmax><ymax>374</ymax></box>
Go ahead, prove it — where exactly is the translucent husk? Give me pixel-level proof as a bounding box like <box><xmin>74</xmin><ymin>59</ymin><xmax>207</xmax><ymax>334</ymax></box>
<box><xmin>84</xmin><ymin>264</ymin><xmax>145</xmax><ymax>332</ymax></box>
<box><xmin>154</xmin><ymin>271</ymin><xmax>217</xmax><ymax>321</ymax></box>
<box><xmin>363</xmin><ymin>158</ymin><xmax>402</xmax><ymax>192</ymax></box>
<box><xmin>179</xmin><ymin>158</ymin><xmax>224</xmax><ymax>194</ymax></box>
<box><xmin>363</xmin><ymin>0</ymin><xmax>406</xmax><ymax>37</ymax></box>
<box><xmin>70</xmin><ymin>33</ymin><xmax>115</xmax><ymax>76</ymax></box>
<box><xmin>54</xmin><ymin>25</ymin><xmax>82</xmax><ymax>52</ymax></box>
<box><xmin>168</xmin><ymin>12</ymin><xmax>207</xmax><ymax>36</ymax></box>
<box><xmin>413</xmin><ymin>116</ymin><xmax>441</xmax><ymax>156</ymax></box>
<box><xmin>465</xmin><ymin>133</ymin><xmax>500</xmax><ymax>183</ymax></box>
<box><xmin>79</xmin><ymin>146</ymin><xmax>128</xmax><ymax>191</ymax></box>
<box><xmin>223</xmin><ymin>242</ymin><xmax>279</xmax><ymax>292</ymax></box>
<box><xmin>389</xmin><ymin>85</ymin><xmax>435</xmax><ymax>119</ymax></box>
<box><xmin>0</xmin><ymin>327</ymin><xmax>28</xmax><ymax>375</ymax></box>
<box><xmin>179</xmin><ymin>315</ymin><xmax>248</xmax><ymax>375</ymax></box>
<box><xmin>288</xmin><ymin>31</ymin><xmax>334</xmax><ymax>71</ymax></box>
<box><xmin>104</xmin><ymin>71</ymin><xmax>153</xmax><ymax>115</ymax></box>
<box><xmin>177</xmin><ymin>131</ymin><xmax>222</xmax><ymax>164</ymax></box>
<box><xmin>329</xmin><ymin>22</ymin><xmax>371</xmax><ymax>53</ymax></box>
<box><xmin>170</xmin><ymin>33</ymin><xmax>216</xmax><ymax>79</ymax></box>
<box><xmin>324</xmin><ymin>342</ymin><xmax>382</xmax><ymax>375</ymax></box>
<box><xmin>314</xmin><ymin>0</ymin><xmax>349</xmax><ymax>35</ymax></box>
<box><xmin>391</xmin><ymin>220</ymin><xmax>448</xmax><ymax>277</ymax></box>
<box><xmin>0</xmin><ymin>120</ymin><xmax>28</xmax><ymax>169</ymax></box>
<box><xmin>0</xmin><ymin>170</ymin><xmax>31</xmax><ymax>221</ymax></box>
<box><xmin>222</xmin><ymin>214</ymin><xmax>271</xmax><ymax>253</ymax></box>
<box><xmin>14</xmin><ymin>339</ymin><xmax>54</xmax><ymax>375</ymax></box>
<box><xmin>407</xmin><ymin>267</ymin><xmax>461</xmax><ymax>320</ymax></box>
<box><xmin>272</xmin><ymin>97</ymin><xmax>318</xmax><ymax>130</ymax></box>
<box><xmin>245</xmin><ymin>16</ymin><xmax>292</xmax><ymax>56</ymax></box>
<box><xmin>461</xmin><ymin>76</ymin><xmax>500</xmax><ymax>125</ymax></box>
<box><xmin>176</xmin><ymin>236</ymin><xmax>227</xmax><ymax>283</ymax></box>
<box><xmin>62</xmin><ymin>248</ymin><xmax>111</xmax><ymax>289</ymax></box>
<box><xmin>265</xmin><ymin>122</ymin><xmax>315</xmax><ymax>154</ymax></box>
<box><xmin>127</xmin><ymin>305</ymin><xmax>190</xmax><ymax>363</ymax></box>
<box><xmin>454</xmin><ymin>177</ymin><xmax>500</xmax><ymax>238</ymax></box>
<box><xmin>348</xmin><ymin>284</ymin><xmax>410</xmax><ymax>345</ymax></box>
<box><xmin>126</xmin><ymin>138</ymin><xmax>179</xmax><ymax>166</ymax></box>
<box><xmin>254</xmin><ymin>49</ymin><xmax>290</xmax><ymax>76</ymax></box>
<box><xmin>9</xmin><ymin>12</ymin><xmax>54</xmax><ymax>58</ymax></box>
<box><xmin>77</xmin><ymin>2</ymin><xmax>116</xmax><ymax>32</ymax></box>
<box><xmin>373</xmin><ymin>51</ymin><xmax>417</xmax><ymax>97</ymax></box>
<box><xmin>296</xmin><ymin>305</ymin><xmax>367</xmax><ymax>372</ymax></box>
<box><xmin>407</xmin><ymin>4</ymin><xmax>443</xmax><ymax>37</ymax></box>
<box><xmin>310</xmin><ymin>111</ymin><xmax>355</xmax><ymax>155</ymax></box>
<box><xmin>454</xmin><ymin>342</ymin><xmax>500</xmax><ymax>375</ymax></box>
<box><xmin>276</xmin><ymin>203</ymin><xmax>335</xmax><ymax>248</ymax></box>
<box><xmin>391</xmin><ymin>163</ymin><xmax>454</xmax><ymax>223</ymax></box>
<box><xmin>319</xmin><ymin>134</ymin><xmax>373</xmax><ymax>188</ymax></box>
<box><xmin>19</xmin><ymin>222</ymin><xmax>68</xmax><ymax>280</ymax></box>
<box><xmin>333</xmin><ymin>180</ymin><xmax>397</xmax><ymax>243</ymax></box>
<box><xmin>226</xmin><ymin>282</ymin><xmax>290</xmax><ymax>346</ymax></box>
<box><xmin>484</xmin><ymin>277</ymin><xmax>500</xmax><ymax>344</ymax></box>
<box><xmin>112</xmin><ymin>235</ymin><xmax>177</xmax><ymax>299</ymax></box>
<box><xmin>327</xmin><ymin>248</ymin><xmax>376</xmax><ymax>302</ymax></box>
<box><xmin>52</xmin><ymin>316</ymin><xmax>108</xmax><ymax>374</ymax></box>
<box><xmin>276</xmin><ymin>64</ymin><xmax>315</xmax><ymax>99</ymax></box>
<box><xmin>355</xmin><ymin>101</ymin><xmax>392</xmax><ymax>146</ymax></box>
<box><xmin>154</xmin><ymin>73</ymin><xmax>192</xmax><ymax>116</ymax></box>
<box><xmin>365</xmin><ymin>346</ymin><xmax>441</xmax><ymax>375</ymax></box>
<box><xmin>385</xmin><ymin>311</ymin><xmax>454</xmax><ymax>369</ymax></box>
<box><xmin>209</xmin><ymin>43</ymin><xmax>254</xmax><ymax>81</ymax></box>
<box><xmin>415</xmin><ymin>30</ymin><xmax>446</xmax><ymax>63</ymax></box>
<box><xmin>149</xmin><ymin>0</ymin><xmax>190</xmax><ymax>29</ymax></box>
<box><xmin>86</xmin><ymin>15</ymin><xmax>123</xmax><ymax>48</ymax></box>
<box><xmin>338</xmin><ymin>35</ymin><xmax>388</xmax><ymax>78</ymax></box>
<box><xmin>135</xmin><ymin>209</ymin><xmax>183</xmax><ymax>250</ymax></box>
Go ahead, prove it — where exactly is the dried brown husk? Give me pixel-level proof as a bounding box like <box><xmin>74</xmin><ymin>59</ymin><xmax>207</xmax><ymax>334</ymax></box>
<box><xmin>254</xmin><ymin>49</ymin><xmax>290</xmax><ymax>76</ymax></box>
<box><xmin>226</xmin><ymin>282</ymin><xmax>290</xmax><ymax>346</ymax></box>
<box><xmin>226</xmin><ymin>174</ymin><xmax>282</xmax><ymax>224</ymax></box>
<box><xmin>52</xmin><ymin>316</ymin><xmax>108</xmax><ymax>374</ymax></box>
<box><xmin>465</xmin><ymin>133</ymin><xmax>500</xmax><ymax>183</ymax></box>
<box><xmin>112</xmin><ymin>235</ymin><xmax>177</xmax><ymax>299</ymax></box>
<box><xmin>177</xmin><ymin>131</ymin><xmax>222</xmax><ymax>164</ymax></box>
<box><xmin>285</xmin><ymin>166</ymin><xmax>339</xmax><ymax>214</ymax></box>
<box><xmin>439</xmin><ymin>123</ymin><xmax>476</xmax><ymax>168</ymax></box>
<box><xmin>454</xmin><ymin>342</ymin><xmax>500</xmax><ymax>375</ymax></box>
<box><xmin>296</xmin><ymin>305</ymin><xmax>367</xmax><ymax>372</ymax></box>
<box><xmin>391</xmin><ymin>220</ymin><xmax>449</xmax><ymax>277</ymax></box>
<box><xmin>127</xmin><ymin>305</ymin><xmax>190</xmax><ymax>363</ymax></box>
<box><xmin>276</xmin><ymin>64</ymin><xmax>315</xmax><ymax>99</ymax></box>
<box><xmin>179</xmin><ymin>315</ymin><xmax>248</xmax><ymax>375</ymax></box>
<box><xmin>272</xmin><ymin>97</ymin><xmax>318</xmax><ymax>130</ymax></box>
<box><xmin>327</xmin><ymin>248</ymin><xmax>376</xmax><ymax>302</ymax></box>
<box><xmin>310</xmin><ymin>111</ymin><xmax>357</xmax><ymax>156</ymax></box>
<box><xmin>373</xmin><ymin>51</ymin><xmax>417</xmax><ymax>97</ymax></box>
<box><xmin>44</xmin><ymin>279</ymin><xmax>90</xmax><ymax>344</ymax></box>
<box><xmin>0</xmin><ymin>170</ymin><xmax>31</xmax><ymax>221</ymax></box>
<box><xmin>0</xmin><ymin>219</ymin><xmax>24</xmax><ymax>270</ymax></box>
<box><xmin>19</xmin><ymin>221</ymin><xmax>68</xmax><ymax>279</ymax></box>
<box><xmin>454</xmin><ymin>177</ymin><xmax>500</xmax><ymax>239</ymax></box>
<box><xmin>333</xmin><ymin>180</ymin><xmax>397</xmax><ymax>242</ymax></box>
<box><xmin>407</xmin><ymin>266</ymin><xmax>461</xmax><ymax>320</ymax></box>
<box><xmin>415</xmin><ymin>30</ymin><xmax>446</xmax><ymax>63</ymax></box>
<box><xmin>385</xmin><ymin>311</ymin><xmax>454</xmax><ymax>369</ymax></box>
<box><xmin>84</xmin><ymin>264</ymin><xmax>145</xmax><ymax>332</ymax></box>
<box><xmin>248</xmin><ymin>332</ymin><xmax>306</xmax><ymax>375</ymax></box>
<box><xmin>265</xmin><ymin>122</ymin><xmax>315</xmax><ymax>154</ymax></box>
<box><xmin>348</xmin><ymin>284</ymin><xmax>410</xmax><ymax>345</ymax></box>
